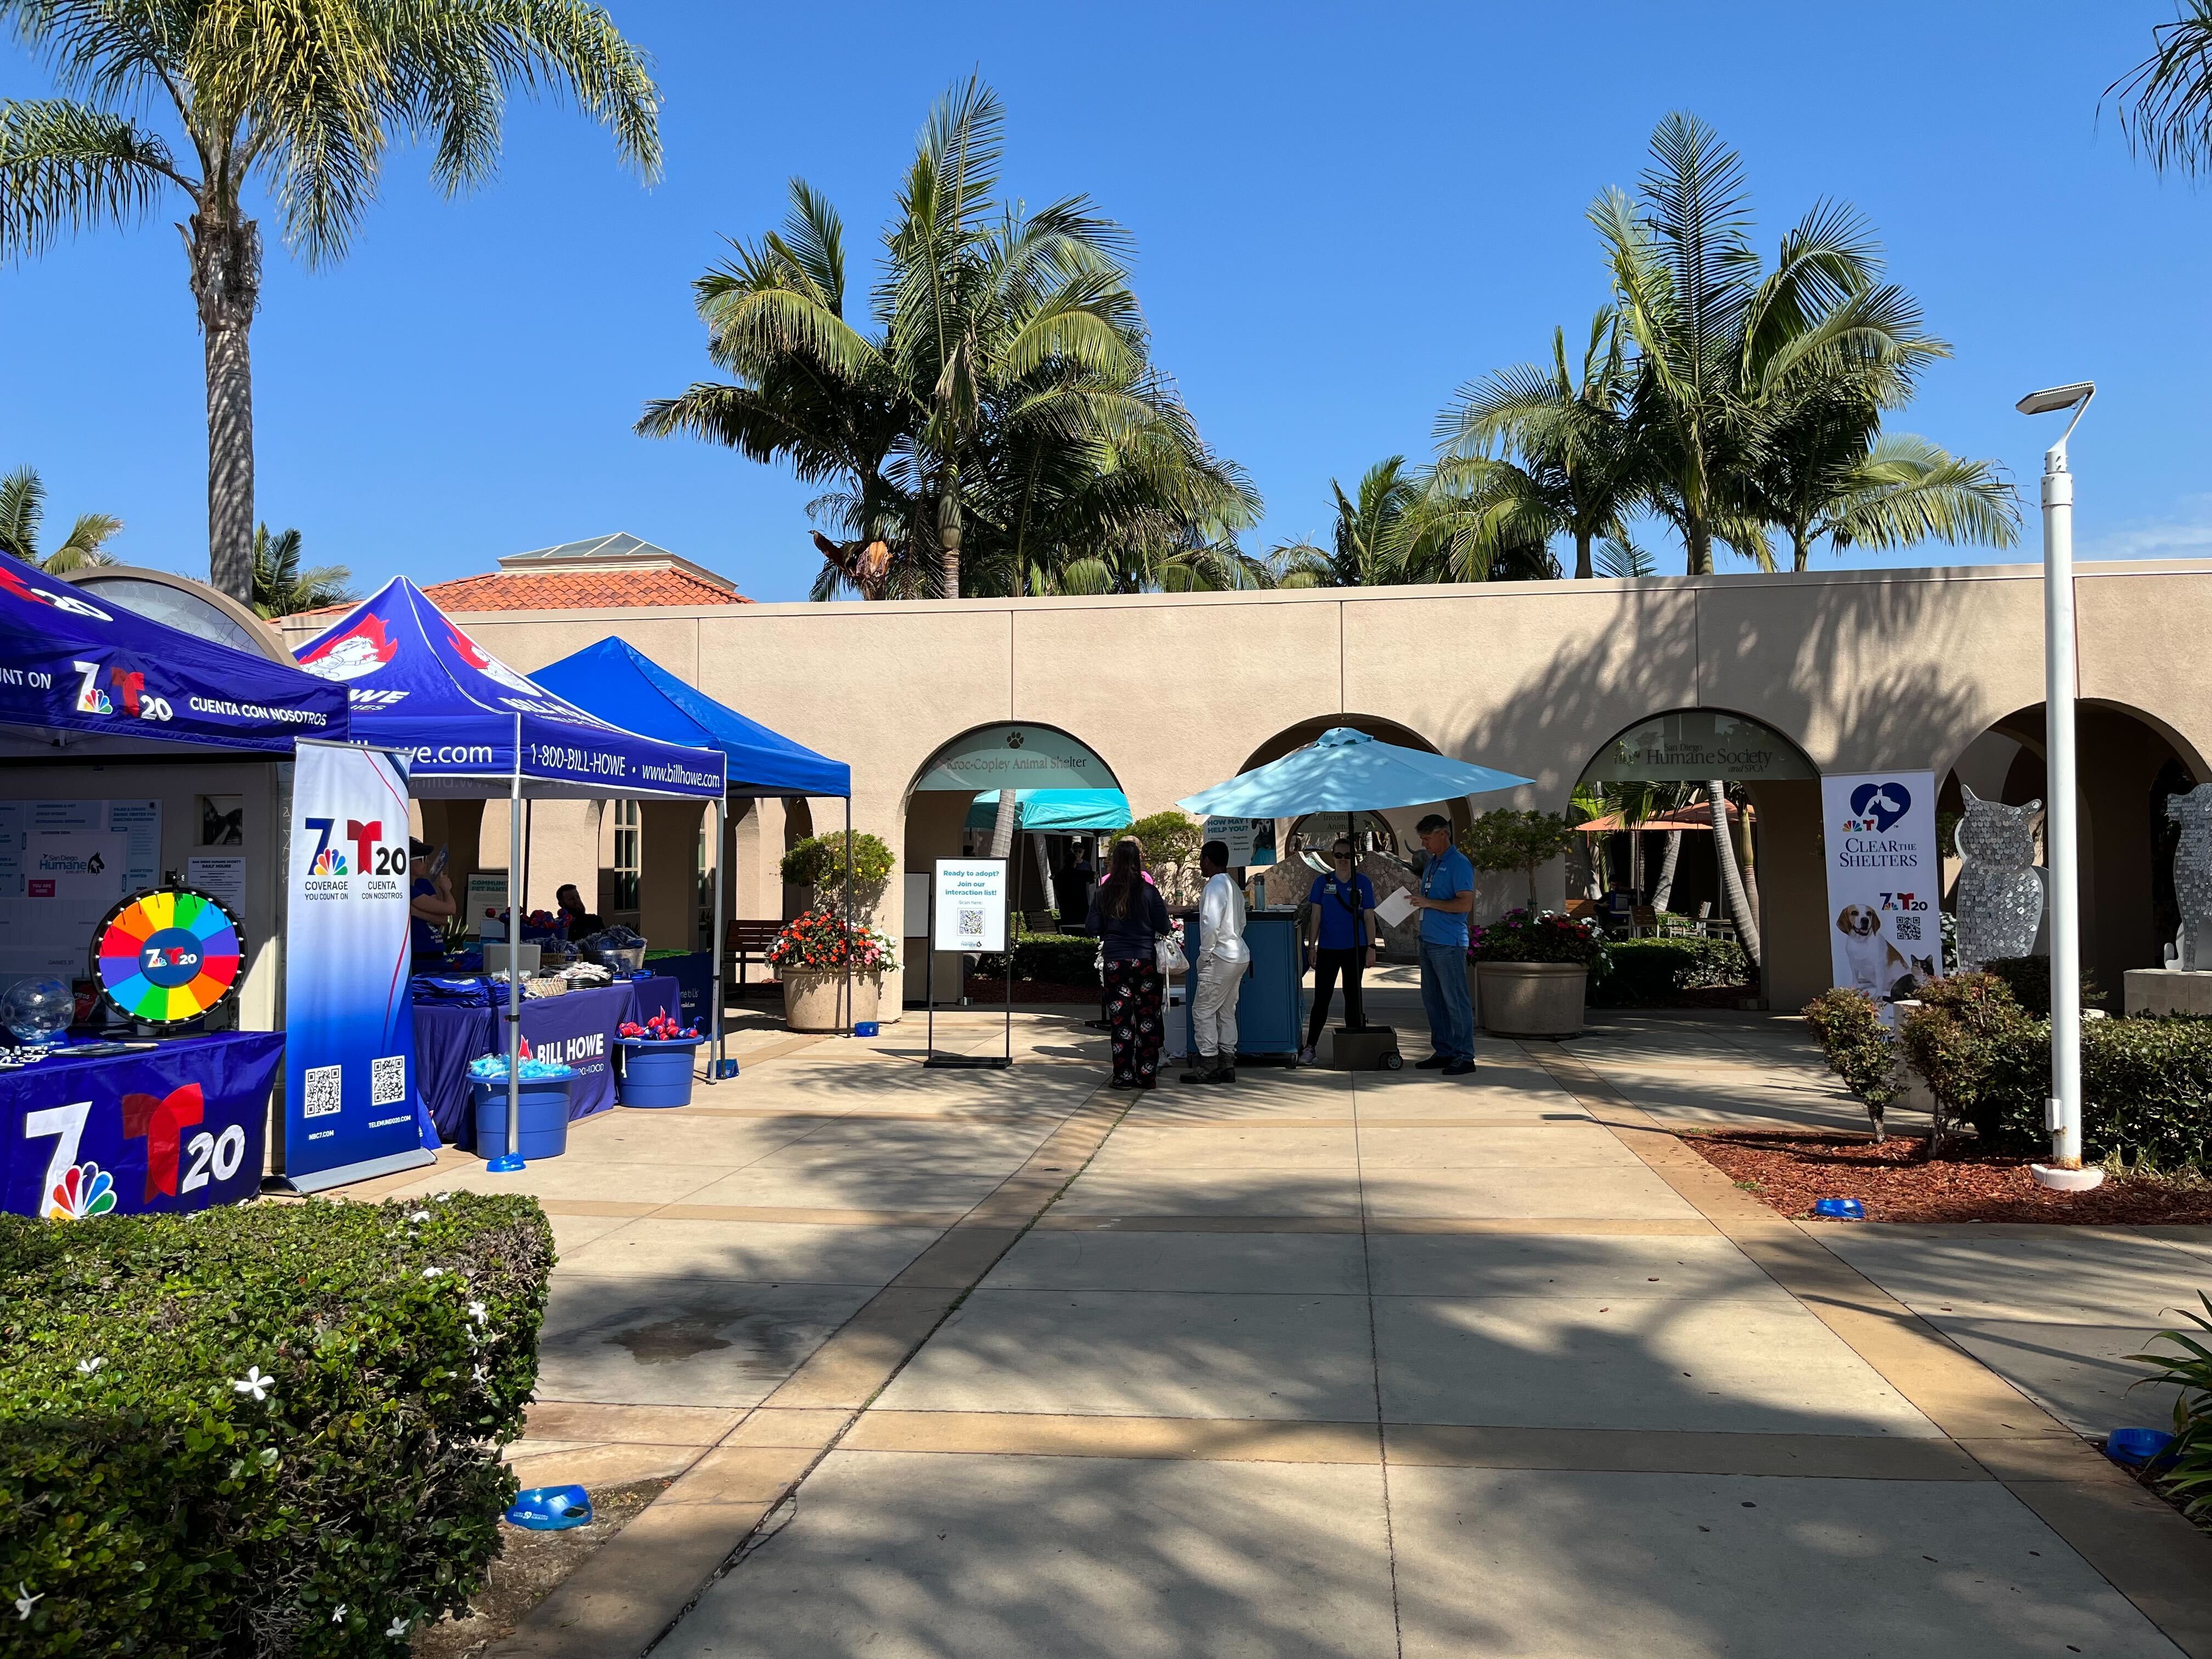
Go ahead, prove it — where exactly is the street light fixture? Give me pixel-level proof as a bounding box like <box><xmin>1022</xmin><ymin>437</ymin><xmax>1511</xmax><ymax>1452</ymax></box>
<box><xmin>2015</xmin><ymin>380</ymin><xmax>2101</xmax><ymax>1191</ymax></box>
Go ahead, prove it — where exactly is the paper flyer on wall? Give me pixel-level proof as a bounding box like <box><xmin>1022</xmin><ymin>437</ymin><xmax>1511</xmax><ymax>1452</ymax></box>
<box><xmin>0</xmin><ymin>798</ymin><xmax>160</xmax><ymax>991</ymax></box>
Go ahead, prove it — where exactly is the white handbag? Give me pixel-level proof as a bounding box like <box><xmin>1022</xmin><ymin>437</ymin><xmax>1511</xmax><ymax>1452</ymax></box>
<box><xmin>1154</xmin><ymin>933</ymin><xmax>1184</xmax><ymax>978</ymax></box>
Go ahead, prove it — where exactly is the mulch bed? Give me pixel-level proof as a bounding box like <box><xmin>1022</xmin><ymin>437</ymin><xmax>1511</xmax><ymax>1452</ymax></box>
<box><xmin>1686</xmin><ymin>1130</ymin><xmax>2212</xmax><ymax>1224</ymax></box>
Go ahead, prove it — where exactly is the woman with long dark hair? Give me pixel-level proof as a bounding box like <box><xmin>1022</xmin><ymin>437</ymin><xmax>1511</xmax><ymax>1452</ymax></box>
<box><xmin>1085</xmin><ymin>836</ymin><xmax>1171</xmax><ymax>1088</ymax></box>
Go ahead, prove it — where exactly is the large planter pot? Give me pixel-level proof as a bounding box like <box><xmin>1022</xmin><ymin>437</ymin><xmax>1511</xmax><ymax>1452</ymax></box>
<box><xmin>781</xmin><ymin>970</ymin><xmax>882</xmax><ymax>1032</ymax></box>
<box><xmin>1475</xmin><ymin>961</ymin><xmax>1589</xmax><ymax>1038</ymax></box>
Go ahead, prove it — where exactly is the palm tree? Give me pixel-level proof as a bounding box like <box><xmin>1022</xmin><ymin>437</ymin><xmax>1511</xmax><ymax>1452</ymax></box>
<box><xmin>1271</xmin><ymin>457</ymin><xmax>1423</xmax><ymax>586</ymax></box>
<box><xmin>1756</xmin><ymin>427</ymin><xmax>2017</xmax><ymax>572</ymax></box>
<box><xmin>0</xmin><ymin>465</ymin><xmax>120</xmax><ymax>571</ymax></box>
<box><xmin>640</xmin><ymin>78</ymin><xmax>1251</xmax><ymax>602</ymax></box>
<box><xmin>1435</xmin><ymin>310</ymin><xmax>1645</xmax><ymax>579</ymax></box>
<box><xmin>2109</xmin><ymin>2</ymin><xmax>2212</xmax><ymax>177</ymax></box>
<box><xmin>1592</xmin><ymin>114</ymin><xmax>1940</xmax><ymax>575</ymax></box>
<box><xmin>250</xmin><ymin>523</ymin><xmax>354</xmax><ymax>618</ymax></box>
<box><xmin>0</xmin><ymin>2</ymin><xmax>659</xmax><ymax>602</ymax></box>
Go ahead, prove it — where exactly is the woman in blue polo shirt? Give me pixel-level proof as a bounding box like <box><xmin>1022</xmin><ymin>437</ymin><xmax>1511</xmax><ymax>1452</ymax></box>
<box><xmin>1300</xmin><ymin>837</ymin><xmax>1374</xmax><ymax>1063</ymax></box>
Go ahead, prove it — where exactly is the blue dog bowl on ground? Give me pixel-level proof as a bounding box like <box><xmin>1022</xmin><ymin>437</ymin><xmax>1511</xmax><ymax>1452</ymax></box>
<box><xmin>616</xmin><ymin>1037</ymin><xmax>702</xmax><ymax>1108</ymax></box>
<box><xmin>470</xmin><ymin>1075</ymin><xmax>572</xmax><ymax>1159</ymax></box>
<box><xmin>1811</xmin><ymin>1198</ymin><xmax>1866</xmax><ymax>1220</ymax></box>
<box><xmin>506</xmin><ymin>1485</ymin><xmax>592</xmax><ymax>1530</ymax></box>
<box><xmin>2104</xmin><ymin>1427</ymin><xmax>2177</xmax><ymax>1468</ymax></box>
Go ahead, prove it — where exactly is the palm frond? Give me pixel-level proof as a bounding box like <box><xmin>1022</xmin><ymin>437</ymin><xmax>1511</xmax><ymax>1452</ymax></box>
<box><xmin>0</xmin><ymin>98</ymin><xmax>179</xmax><ymax>261</ymax></box>
<box><xmin>2108</xmin><ymin>2</ymin><xmax>2212</xmax><ymax>178</ymax></box>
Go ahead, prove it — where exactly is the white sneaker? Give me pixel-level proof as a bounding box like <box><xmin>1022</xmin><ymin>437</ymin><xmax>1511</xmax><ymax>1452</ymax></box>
<box><xmin>1297</xmin><ymin>1045</ymin><xmax>1317</xmax><ymax>1065</ymax></box>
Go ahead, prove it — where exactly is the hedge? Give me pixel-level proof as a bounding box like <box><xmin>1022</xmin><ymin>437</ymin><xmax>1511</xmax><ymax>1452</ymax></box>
<box><xmin>0</xmin><ymin>1193</ymin><xmax>553</xmax><ymax>1657</ymax></box>
<box><xmin>1801</xmin><ymin>988</ymin><xmax>1904</xmax><ymax>1136</ymax></box>
<box><xmin>1588</xmin><ymin>936</ymin><xmax>1751</xmax><ymax>1007</ymax></box>
<box><xmin>974</xmin><ymin>932</ymin><xmax>1098</xmax><ymax>986</ymax></box>
<box><xmin>1978</xmin><ymin>955</ymin><xmax>2106</xmax><ymax>1018</ymax></box>
<box><xmin>1863</xmin><ymin>972</ymin><xmax>2212</xmax><ymax>1166</ymax></box>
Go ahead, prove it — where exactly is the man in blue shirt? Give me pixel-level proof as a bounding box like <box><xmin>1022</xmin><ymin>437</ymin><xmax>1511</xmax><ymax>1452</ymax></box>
<box><xmin>1404</xmin><ymin>813</ymin><xmax>1476</xmax><ymax>1075</ymax></box>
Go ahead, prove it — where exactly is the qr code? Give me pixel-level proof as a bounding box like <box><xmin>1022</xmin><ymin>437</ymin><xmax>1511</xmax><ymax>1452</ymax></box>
<box><xmin>302</xmin><ymin>1064</ymin><xmax>342</xmax><ymax>1118</ymax></box>
<box><xmin>370</xmin><ymin>1055</ymin><xmax>407</xmax><ymax>1107</ymax></box>
<box><xmin>960</xmin><ymin>907</ymin><xmax>984</xmax><ymax>936</ymax></box>
<box><xmin>1894</xmin><ymin>915</ymin><xmax>1922</xmax><ymax>941</ymax></box>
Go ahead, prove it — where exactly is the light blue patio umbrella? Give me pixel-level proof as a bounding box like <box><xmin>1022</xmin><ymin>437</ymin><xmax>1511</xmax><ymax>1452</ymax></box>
<box><xmin>1177</xmin><ymin>726</ymin><xmax>1530</xmax><ymax>816</ymax></box>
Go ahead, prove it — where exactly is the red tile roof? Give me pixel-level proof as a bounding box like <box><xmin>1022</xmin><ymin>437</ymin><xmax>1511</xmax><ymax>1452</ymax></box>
<box><xmin>417</xmin><ymin>568</ymin><xmax>753</xmax><ymax>612</ymax></box>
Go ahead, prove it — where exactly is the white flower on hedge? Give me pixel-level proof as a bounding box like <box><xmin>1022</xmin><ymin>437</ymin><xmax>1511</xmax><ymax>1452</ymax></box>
<box><xmin>467</xmin><ymin>1299</ymin><xmax>487</xmax><ymax>1324</ymax></box>
<box><xmin>14</xmin><ymin>1583</ymin><xmax>41</xmax><ymax>1621</ymax></box>
<box><xmin>331</xmin><ymin>1603</ymin><xmax>347</xmax><ymax>1623</ymax></box>
<box><xmin>408</xmin><ymin>1210</ymin><xmax>432</xmax><ymax>1223</ymax></box>
<box><xmin>231</xmin><ymin>1366</ymin><xmax>274</xmax><ymax>1402</ymax></box>
<box><xmin>421</xmin><ymin>1266</ymin><xmax>444</xmax><ymax>1279</ymax></box>
<box><xmin>386</xmin><ymin>1616</ymin><xmax>410</xmax><ymax>1638</ymax></box>
<box><xmin>75</xmin><ymin>1356</ymin><xmax>104</xmax><ymax>1375</ymax></box>
<box><xmin>471</xmin><ymin>1364</ymin><xmax>488</xmax><ymax>1385</ymax></box>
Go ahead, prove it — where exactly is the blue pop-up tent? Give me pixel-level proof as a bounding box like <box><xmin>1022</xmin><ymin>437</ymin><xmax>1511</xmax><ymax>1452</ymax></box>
<box><xmin>294</xmin><ymin>580</ymin><xmax>725</xmax><ymax>800</ymax></box>
<box><xmin>962</xmin><ymin>788</ymin><xmax>1131</xmax><ymax>832</ymax></box>
<box><xmin>532</xmin><ymin>636</ymin><xmax>859</xmax><ymax>1064</ymax></box>
<box><xmin>295</xmin><ymin>581</ymin><xmax>726</xmax><ymax>1167</ymax></box>
<box><xmin>532</xmin><ymin>637</ymin><xmax>848</xmax><ymax>797</ymax></box>
<box><xmin>1179</xmin><ymin>726</ymin><xmax>1530</xmax><ymax>816</ymax></box>
<box><xmin>0</xmin><ymin>549</ymin><xmax>347</xmax><ymax>757</ymax></box>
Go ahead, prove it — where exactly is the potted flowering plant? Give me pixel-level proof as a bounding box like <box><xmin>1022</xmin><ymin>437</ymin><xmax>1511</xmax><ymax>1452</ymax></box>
<box><xmin>768</xmin><ymin>907</ymin><xmax>901</xmax><ymax>1031</ymax></box>
<box><xmin>1469</xmin><ymin>909</ymin><xmax>1608</xmax><ymax>1037</ymax></box>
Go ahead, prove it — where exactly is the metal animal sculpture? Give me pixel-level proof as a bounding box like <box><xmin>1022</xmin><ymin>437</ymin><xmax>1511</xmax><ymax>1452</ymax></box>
<box><xmin>1954</xmin><ymin>786</ymin><xmax>2043</xmax><ymax>972</ymax></box>
<box><xmin>2169</xmin><ymin>783</ymin><xmax>2212</xmax><ymax>970</ymax></box>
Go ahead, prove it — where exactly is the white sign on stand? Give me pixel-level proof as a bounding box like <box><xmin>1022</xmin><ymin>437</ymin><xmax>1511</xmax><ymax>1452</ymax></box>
<box><xmin>1820</xmin><ymin>770</ymin><xmax>1940</xmax><ymax>1007</ymax></box>
<box><xmin>933</xmin><ymin>859</ymin><xmax>1007</xmax><ymax>952</ymax></box>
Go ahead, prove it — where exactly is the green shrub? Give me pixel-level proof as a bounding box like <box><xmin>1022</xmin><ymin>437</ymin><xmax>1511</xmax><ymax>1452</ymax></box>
<box><xmin>0</xmin><ymin>1193</ymin><xmax>552</xmax><ymax>1656</ymax></box>
<box><xmin>1979</xmin><ymin>955</ymin><xmax>2105</xmax><ymax>1017</ymax></box>
<box><xmin>1472</xmin><ymin>907</ymin><xmax>1609</xmax><ymax>969</ymax></box>
<box><xmin>1587</xmin><ymin>936</ymin><xmax>1749</xmax><ymax>1005</ymax></box>
<box><xmin>1460</xmin><ymin>810</ymin><xmax>1578</xmax><ymax>908</ymax></box>
<box><xmin>2132</xmin><ymin>1294</ymin><xmax>2212</xmax><ymax>1517</ymax></box>
<box><xmin>1801</xmin><ymin>988</ymin><xmax>1903</xmax><ymax>1133</ymax></box>
<box><xmin>975</xmin><ymin>932</ymin><xmax>1098</xmax><ymax>986</ymax></box>
<box><xmin>1893</xmin><ymin>973</ymin><xmax>2212</xmax><ymax>1164</ymax></box>
<box><xmin>1120</xmin><ymin>810</ymin><xmax>1197</xmax><ymax>871</ymax></box>
<box><xmin>780</xmin><ymin>832</ymin><xmax>895</xmax><ymax>900</ymax></box>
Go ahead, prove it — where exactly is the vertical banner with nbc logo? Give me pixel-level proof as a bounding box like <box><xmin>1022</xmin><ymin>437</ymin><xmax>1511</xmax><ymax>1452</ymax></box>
<box><xmin>283</xmin><ymin>739</ymin><xmax>432</xmax><ymax>1190</ymax></box>
<box><xmin>1821</xmin><ymin>770</ymin><xmax>1941</xmax><ymax>1010</ymax></box>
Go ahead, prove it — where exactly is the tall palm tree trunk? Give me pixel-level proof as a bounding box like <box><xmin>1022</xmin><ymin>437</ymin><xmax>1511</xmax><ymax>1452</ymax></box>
<box><xmin>1651</xmin><ymin>830</ymin><xmax>1682</xmax><ymax>911</ymax></box>
<box><xmin>938</xmin><ymin>486</ymin><xmax>962</xmax><ymax>599</ymax></box>
<box><xmin>188</xmin><ymin>206</ymin><xmax>261</xmax><ymax>603</ymax></box>
<box><xmin>1708</xmin><ymin>782</ymin><xmax>1760</xmax><ymax>967</ymax></box>
<box><xmin>1573</xmin><ymin>530</ymin><xmax>1594</xmax><ymax>580</ymax></box>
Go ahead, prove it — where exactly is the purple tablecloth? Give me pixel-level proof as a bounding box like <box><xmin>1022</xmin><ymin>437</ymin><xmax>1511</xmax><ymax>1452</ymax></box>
<box><xmin>634</xmin><ymin>974</ymin><xmax>680</xmax><ymax>1025</ymax></box>
<box><xmin>414</xmin><ymin>983</ymin><xmax>643</xmax><ymax>1150</ymax></box>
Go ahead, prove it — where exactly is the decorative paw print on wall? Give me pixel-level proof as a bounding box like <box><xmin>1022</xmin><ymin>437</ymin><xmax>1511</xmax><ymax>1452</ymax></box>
<box><xmin>2168</xmin><ymin>783</ymin><xmax>2212</xmax><ymax>971</ymax></box>
<box><xmin>1954</xmin><ymin>786</ymin><xmax>2044</xmax><ymax>972</ymax></box>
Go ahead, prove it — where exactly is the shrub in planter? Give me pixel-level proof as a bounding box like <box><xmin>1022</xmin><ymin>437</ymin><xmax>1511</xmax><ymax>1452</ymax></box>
<box><xmin>1469</xmin><ymin>908</ymin><xmax>1609</xmax><ymax>968</ymax></box>
<box><xmin>0</xmin><ymin>1193</ymin><xmax>552</xmax><ymax>1656</ymax></box>
<box><xmin>779</xmin><ymin>832</ymin><xmax>895</xmax><ymax>905</ymax></box>
<box><xmin>1590</xmin><ymin>937</ymin><xmax>1751</xmax><ymax>1006</ymax></box>
<box><xmin>1979</xmin><ymin>955</ymin><xmax>2106</xmax><ymax>1018</ymax></box>
<box><xmin>766</xmin><ymin>907</ymin><xmax>900</xmax><ymax>977</ymax></box>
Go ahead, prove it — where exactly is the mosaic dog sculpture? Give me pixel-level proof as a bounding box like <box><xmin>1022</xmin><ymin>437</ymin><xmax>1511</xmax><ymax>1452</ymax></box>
<box><xmin>2169</xmin><ymin>783</ymin><xmax>2212</xmax><ymax>970</ymax></box>
<box><xmin>1954</xmin><ymin>786</ymin><xmax>2043</xmax><ymax>973</ymax></box>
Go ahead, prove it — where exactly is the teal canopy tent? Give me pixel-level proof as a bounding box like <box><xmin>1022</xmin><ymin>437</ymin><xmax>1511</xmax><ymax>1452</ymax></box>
<box><xmin>964</xmin><ymin>788</ymin><xmax>1131</xmax><ymax>833</ymax></box>
<box><xmin>1178</xmin><ymin>726</ymin><xmax>1529</xmax><ymax>816</ymax></box>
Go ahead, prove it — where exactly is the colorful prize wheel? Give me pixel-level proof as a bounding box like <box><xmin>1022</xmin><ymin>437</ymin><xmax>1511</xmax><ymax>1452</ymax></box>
<box><xmin>93</xmin><ymin>888</ymin><xmax>246</xmax><ymax>1028</ymax></box>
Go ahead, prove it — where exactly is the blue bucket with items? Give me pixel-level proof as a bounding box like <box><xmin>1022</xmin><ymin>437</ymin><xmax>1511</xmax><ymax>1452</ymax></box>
<box><xmin>467</xmin><ymin>1049</ymin><xmax>575</xmax><ymax>1159</ymax></box>
<box><xmin>615</xmin><ymin>1012</ymin><xmax>704</xmax><ymax>1108</ymax></box>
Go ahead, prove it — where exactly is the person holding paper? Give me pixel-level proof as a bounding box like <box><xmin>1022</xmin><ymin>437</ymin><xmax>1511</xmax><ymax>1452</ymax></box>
<box><xmin>1404</xmin><ymin>814</ymin><xmax>1477</xmax><ymax>1075</ymax></box>
<box><xmin>1182</xmin><ymin>840</ymin><xmax>1249</xmax><ymax>1086</ymax></box>
<box><xmin>1300</xmin><ymin>837</ymin><xmax>1374</xmax><ymax>1063</ymax></box>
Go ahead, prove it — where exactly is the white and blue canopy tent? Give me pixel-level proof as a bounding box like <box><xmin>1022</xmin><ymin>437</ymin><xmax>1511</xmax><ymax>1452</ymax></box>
<box><xmin>1178</xmin><ymin>726</ymin><xmax>1531</xmax><ymax>819</ymax></box>
<box><xmin>294</xmin><ymin>580</ymin><xmax>726</xmax><ymax>1169</ymax></box>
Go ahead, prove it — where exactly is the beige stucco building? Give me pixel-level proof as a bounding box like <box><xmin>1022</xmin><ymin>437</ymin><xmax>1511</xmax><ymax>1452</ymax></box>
<box><xmin>278</xmin><ymin>558</ymin><xmax>2212</xmax><ymax>1014</ymax></box>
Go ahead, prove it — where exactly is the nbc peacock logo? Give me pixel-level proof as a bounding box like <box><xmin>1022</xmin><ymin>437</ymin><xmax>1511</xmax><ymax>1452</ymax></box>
<box><xmin>46</xmin><ymin>1162</ymin><xmax>116</xmax><ymax>1220</ymax></box>
<box><xmin>311</xmin><ymin>847</ymin><xmax>349</xmax><ymax>876</ymax></box>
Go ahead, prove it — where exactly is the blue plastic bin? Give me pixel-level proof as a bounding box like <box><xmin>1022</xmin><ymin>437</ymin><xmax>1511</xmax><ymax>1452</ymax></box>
<box><xmin>616</xmin><ymin>1037</ymin><xmax>702</xmax><ymax>1108</ymax></box>
<box><xmin>470</xmin><ymin>1075</ymin><xmax>572</xmax><ymax>1159</ymax></box>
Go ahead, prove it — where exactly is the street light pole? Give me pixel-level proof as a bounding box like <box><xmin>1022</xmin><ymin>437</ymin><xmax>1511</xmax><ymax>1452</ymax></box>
<box><xmin>2015</xmin><ymin>381</ymin><xmax>2097</xmax><ymax>1187</ymax></box>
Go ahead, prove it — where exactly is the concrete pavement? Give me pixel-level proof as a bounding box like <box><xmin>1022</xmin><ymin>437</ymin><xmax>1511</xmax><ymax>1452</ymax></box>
<box><xmin>359</xmin><ymin>993</ymin><xmax>2212</xmax><ymax>1657</ymax></box>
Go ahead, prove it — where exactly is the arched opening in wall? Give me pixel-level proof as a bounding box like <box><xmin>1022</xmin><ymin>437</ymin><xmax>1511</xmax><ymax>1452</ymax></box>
<box><xmin>1575</xmin><ymin>707</ymin><xmax>1822</xmax><ymax>1009</ymax></box>
<box><xmin>779</xmin><ymin>796</ymin><xmax>816</xmax><ymax>918</ymax></box>
<box><xmin>1232</xmin><ymin>714</ymin><xmax>1472</xmax><ymax>960</ymax></box>
<box><xmin>900</xmin><ymin>723</ymin><xmax>1125</xmax><ymax>1005</ymax></box>
<box><xmin>1940</xmin><ymin>700</ymin><xmax>2204</xmax><ymax>995</ymax></box>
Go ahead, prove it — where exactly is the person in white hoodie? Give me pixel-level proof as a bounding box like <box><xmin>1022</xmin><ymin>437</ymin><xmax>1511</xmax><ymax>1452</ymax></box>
<box><xmin>1181</xmin><ymin>839</ymin><xmax>1249</xmax><ymax>1085</ymax></box>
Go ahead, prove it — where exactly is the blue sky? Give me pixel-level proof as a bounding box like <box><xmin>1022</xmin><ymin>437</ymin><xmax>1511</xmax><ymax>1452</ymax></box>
<box><xmin>2</xmin><ymin>2</ymin><xmax>2207</xmax><ymax>600</ymax></box>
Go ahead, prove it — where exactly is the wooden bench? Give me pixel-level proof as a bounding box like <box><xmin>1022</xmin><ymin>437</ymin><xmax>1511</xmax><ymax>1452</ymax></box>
<box><xmin>724</xmin><ymin>919</ymin><xmax>784</xmax><ymax>989</ymax></box>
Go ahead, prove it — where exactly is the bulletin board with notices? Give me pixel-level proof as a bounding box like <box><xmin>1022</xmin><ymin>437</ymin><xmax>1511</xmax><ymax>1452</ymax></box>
<box><xmin>0</xmin><ymin>799</ymin><xmax>162</xmax><ymax>993</ymax></box>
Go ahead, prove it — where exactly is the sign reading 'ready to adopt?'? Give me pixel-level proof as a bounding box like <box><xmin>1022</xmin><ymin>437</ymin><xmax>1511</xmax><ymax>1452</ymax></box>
<box><xmin>933</xmin><ymin>859</ymin><xmax>1007</xmax><ymax>953</ymax></box>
